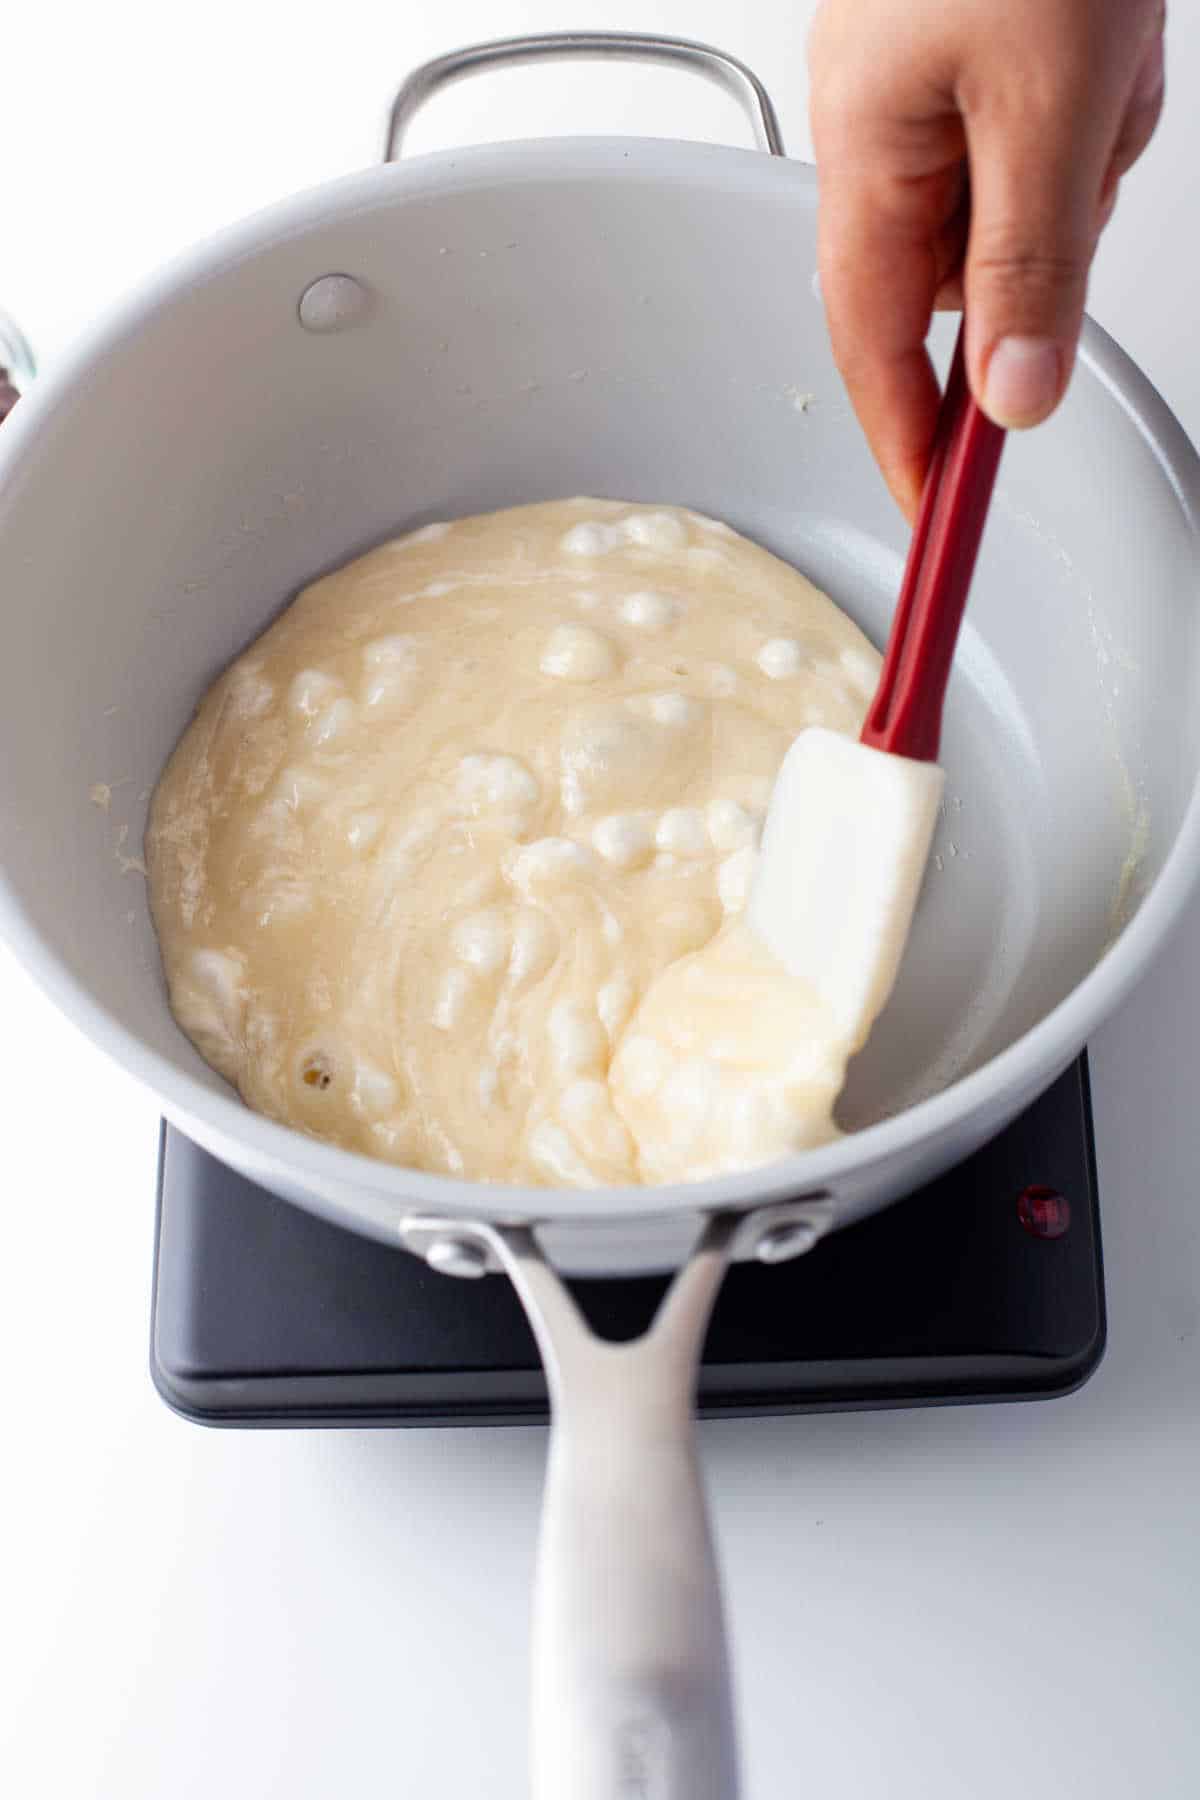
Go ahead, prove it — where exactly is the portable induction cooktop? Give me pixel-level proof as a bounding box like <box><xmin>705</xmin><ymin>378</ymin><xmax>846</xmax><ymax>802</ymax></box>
<box><xmin>150</xmin><ymin>1056</ymin><xmax>1104</xmax><ymax>1426</ymax></box>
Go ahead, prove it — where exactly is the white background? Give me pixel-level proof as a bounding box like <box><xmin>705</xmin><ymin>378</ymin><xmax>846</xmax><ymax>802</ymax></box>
<box><xmin>2</xmin><ymin>4</ymin><xmax>1199</xmax><ymax>1796</ymax></box>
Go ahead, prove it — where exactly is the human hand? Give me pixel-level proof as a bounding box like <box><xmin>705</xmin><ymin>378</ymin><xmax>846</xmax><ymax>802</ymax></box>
<box><xmin>808</xmin><ymin>0</ymin><xmax>1166</xmax><ymax>519</ymax></box>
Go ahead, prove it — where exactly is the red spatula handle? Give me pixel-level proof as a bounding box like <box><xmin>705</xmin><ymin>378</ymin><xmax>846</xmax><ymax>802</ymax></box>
<box><xmin>860</xmin><ymin>327</ymin><xmax>1005</xmax><ymax>762</ymax></box>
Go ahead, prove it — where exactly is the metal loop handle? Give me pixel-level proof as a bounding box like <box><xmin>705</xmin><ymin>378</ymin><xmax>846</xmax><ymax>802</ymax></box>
<box><xmin>385</xmin><ymin>31</ymin><xmax>785</xmax><ymax>162</ymax></box>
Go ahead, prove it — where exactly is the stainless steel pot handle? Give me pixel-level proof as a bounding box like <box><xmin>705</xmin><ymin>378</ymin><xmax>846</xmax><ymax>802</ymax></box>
<box><xmin>411</xmin><ymin>1212</ymin><xmax>742</xmax><ymax>1800</ymax></box>
<box><xmin>384</xmin><ymin>31</ymin><xmax>786</xmax><ymax>162</ymax></box>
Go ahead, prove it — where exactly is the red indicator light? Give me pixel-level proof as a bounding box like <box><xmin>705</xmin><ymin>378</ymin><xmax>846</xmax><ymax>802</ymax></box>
<box><xmin>1017</xmin><ymin>1185</ymin><xmax>1071</xmax><ymax>1239</ymax></box>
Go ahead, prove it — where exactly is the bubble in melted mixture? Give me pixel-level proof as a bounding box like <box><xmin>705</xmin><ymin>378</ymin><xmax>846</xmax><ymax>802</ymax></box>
<box><xmin>456</xmin><ymin>752</ymin><xmax>540</xmax><ymax>818</ymax></box>
<box><xmin>562</xmin><ymin>521</ymin><xmax>619</xmax><ymax>557</ymax></box>
<box><xmin>549</xmin><ymin>999</ymin><xmax>608</xmax><ymax>1075</ymax></box>
<box><xmin>641</xmin><ymin>692</ymin><xmax>702</xmax><ymax>729</ymax></box>
<box><xmin>345</xmin><ymin>810</ymin><xmax>383</xmax><ymax>852</ymax></box>
<box><xmin>756</xmin><ymin>638</ymin><xmax>807</xmax><ymax>680</ymax></box>
<box><xmin>289</xmin><ymin>668</ymin><xmax>343</xmax><ymax>718</ymax></box>
<box><xmin>433</xmin><ymin>967</ymin><xmax>473</xmax><ymax>1030</ymax></box>
<box><xmin>509</xmin><ymin>908</ymin><xmax>558</xmax><ymax>985</ymax></box>
<box><xmin>707</xmin><ymin>798</ymin><xmax>760</xmax><ymax>852</ymax></box>
<box><xmin>350</xmin><ymin>1061</ymin><xmax>398</xmax><ymax>1119</ymax></box>
<box><xmin>656</xmin><ymin>808</ymin><xmax>709</xmax><ymax>857</ymax></box>
<box><xmin>592</xmin><ymin>811</ymin><xmax>656</xmax><ymax>869</ymax></box>
<box><xmin>510</xmin><ymin>837</ymin><xmax>596</xmax><ymax>892</ymax></box>
<box><xmin>540</xmin><ymin>623</ymin><xmax>619</xmax><ymax>682</ymax></box>
<box><xmin>621</xmin><ymin>511</ymin><xmax>687</xmax><ymax>553</ymax></box>
<box><xmin>620</xmin><ymin>590</ymin><xmax>678</xmax><ymax>630</ymax></box>
<box><xmin>718</xmin><ymin>846</ymin><xmax>759</xmax><ymax>913</ymax></box>
<box><xmin>452</xmin><ymin>909</ymin><xmax>510</xmax><ymax>974</ymax></box>
<box><xmin>313</xmin><ymin>696</ymin><xmax>358</xmax><ymax>745</ymax></box>
<box><xmin>364</xmin><ymin>634</ymin><xmax>420</xmax><ymax>668</ymax></box>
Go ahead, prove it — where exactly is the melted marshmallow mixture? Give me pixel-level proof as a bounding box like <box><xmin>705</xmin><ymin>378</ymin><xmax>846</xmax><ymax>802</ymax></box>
<box><xmin>146</xmin><ymin>499</ymin><xmax>880</xmax><ymax>1187</ymax></box>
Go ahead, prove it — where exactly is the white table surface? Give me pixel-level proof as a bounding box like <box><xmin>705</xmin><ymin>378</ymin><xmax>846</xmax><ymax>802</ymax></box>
<box><xmin>2</xmin><ymin>4</ymin><xmax>1198</xmax><ymax>1796</ymax></box>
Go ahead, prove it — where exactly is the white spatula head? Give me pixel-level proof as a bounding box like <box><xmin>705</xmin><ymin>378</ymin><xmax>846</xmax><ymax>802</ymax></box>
<box><xmin>747</xmin><ymin>728</ymin><xmax>944</xmax><ymax>1052</ymax></box>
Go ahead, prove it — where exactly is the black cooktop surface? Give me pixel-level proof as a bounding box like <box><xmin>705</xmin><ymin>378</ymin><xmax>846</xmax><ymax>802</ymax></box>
<box><xmin>151</xmin><ymin>1057</ymin><xmax>1104</xmax><ymax>1427</ymax></box>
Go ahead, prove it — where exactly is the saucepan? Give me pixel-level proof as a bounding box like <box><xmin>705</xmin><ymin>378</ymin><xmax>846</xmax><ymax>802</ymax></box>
<box><xmin>2</xmin><ymin>33</ymin><xmax>1199</xmax><ymax>1798</ymax></box>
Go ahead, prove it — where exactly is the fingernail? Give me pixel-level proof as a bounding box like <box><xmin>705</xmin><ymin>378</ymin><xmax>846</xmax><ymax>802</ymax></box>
<box><xmin>983</xmin><ymin>336</ymin><xmax>1062</xmax><ymax>428</ymax></box>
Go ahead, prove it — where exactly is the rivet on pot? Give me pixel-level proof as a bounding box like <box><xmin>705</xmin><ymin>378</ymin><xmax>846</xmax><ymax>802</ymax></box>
<box><xmin>425</xmin><ymin>1234</ymin><xmax>490</xmax><ymax>1279</ymax></box>
<box><xmin>298</xmin><ymin>274</ymin><xmax>372</xmax><ymax>333</ymax></box>
<box><xmin>753</xmin><ymin>1219</ymin><xmax>821</xmax><ymax>1265</ymax></box>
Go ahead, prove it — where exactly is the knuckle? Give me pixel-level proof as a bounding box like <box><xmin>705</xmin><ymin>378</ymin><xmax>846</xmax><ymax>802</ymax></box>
<box><xmin>969</xmin><ymin>242</ymin><xmax>1088</xmax><ymax>300</ymax></box>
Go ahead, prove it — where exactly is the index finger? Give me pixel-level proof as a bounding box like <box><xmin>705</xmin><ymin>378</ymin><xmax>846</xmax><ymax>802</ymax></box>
<box><xmin>816</xmin><ymin>173</ymin><xmax>951</xmax><ymax>521</ymax></box>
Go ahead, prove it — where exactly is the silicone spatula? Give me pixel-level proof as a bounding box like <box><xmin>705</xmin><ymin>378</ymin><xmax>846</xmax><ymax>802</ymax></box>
<box><xmin>747</xmin><ymin>325</ymin><xmax>1006</xmax><ymax>1049</ymax></box>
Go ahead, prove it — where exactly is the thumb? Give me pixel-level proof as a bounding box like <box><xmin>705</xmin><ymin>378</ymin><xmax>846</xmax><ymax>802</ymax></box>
<box><xmin>963</xmin><ymin>106</ymin><xmax>1109</xmax><ymax>430</ymax></box>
